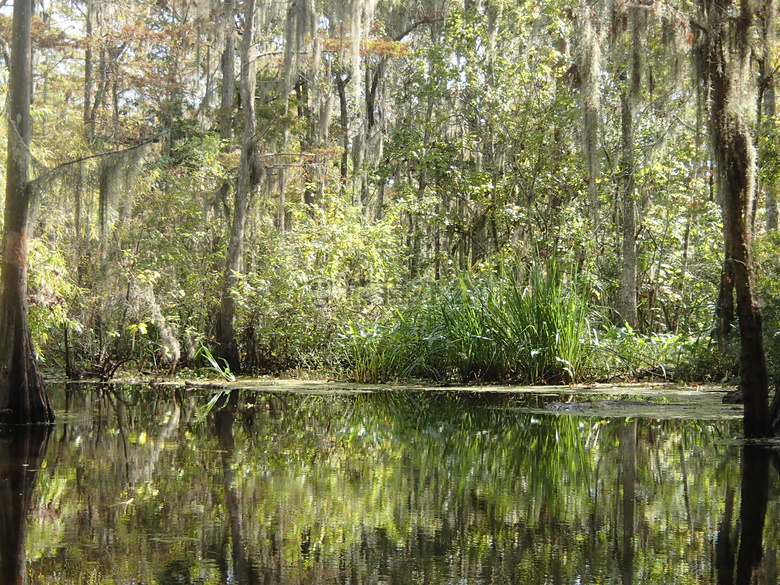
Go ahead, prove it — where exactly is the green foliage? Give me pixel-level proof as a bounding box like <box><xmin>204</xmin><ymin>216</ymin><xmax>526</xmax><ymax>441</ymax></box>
<box><xmin>755</xmin><ymin>230</ymin><xmax>780</xmax><ymax>387</ymax></box>
<box><xmin>230</xmin><ymin>191</ymin><xmax>406</xmax><ymax>372</ymax></box>
<box><xmin>490</xmin><ymin>260</ymin><xmax>592</xmax><ymax>384</ymax></box>
<box><xmin>9</xmin><ymin>0</ymin><xmax>780</xmax><ymax>388</ymax></box>
<box><xmin>340</xmin><ymin>319</ymin><xmax>415</xmax><ymax>384</ymax></box>
<box><xmin>28</xmin><ymin>239</ymin><xmax>84</xmax><ymax>363</ymax></box>
<box><xmin>342</xmin><ymin>257</ymin><xmax>594</xmax><ymax>384</ymax></box>
<box><xmin>196</xmin><ymin>345</ymin><xmax>236</xmax><ymax>382</ymax></box>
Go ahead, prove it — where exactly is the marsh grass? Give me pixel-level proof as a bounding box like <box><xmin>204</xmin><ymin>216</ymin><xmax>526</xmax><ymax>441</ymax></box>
<box><xmin>341</xmin><ymin>320</ymin><xmax>416</xmax><ymax>384</ymax></box>
<box><xmin>342</xmin><ymin>258</ymin><xmax>594</xmax><ymax>384</ymax></box>
<box><xmin>490</xmin><ymin>260</ymin><xmax>592</xmax><ymax>384</ymax></box>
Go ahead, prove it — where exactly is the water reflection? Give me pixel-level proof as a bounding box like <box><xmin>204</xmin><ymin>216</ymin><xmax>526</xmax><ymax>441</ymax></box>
<box><xmin>10</xmin><ymin>387</ymin><xmax>780</xmax><ymax>583</ymax></box>
<box><xmin>716</xmin><ymin>446</ymin><xmax>771</xmax><ymax>585</ymax></box>
<box><xmin>620</xmin><ymin>421</ymin><xmax>637</xmax><ymax>585</ymax></box>
<box><xmin>0</xmin><ymin>425</ymin><xmax>51</xmax><ymax>585</ymax></box>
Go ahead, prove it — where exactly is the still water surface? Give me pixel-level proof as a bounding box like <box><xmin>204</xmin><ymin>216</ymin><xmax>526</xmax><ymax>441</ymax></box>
<box><xmin>1</xmin><ymin>384</ymin><xmax>779</xmax><ymax>584</ymax></box>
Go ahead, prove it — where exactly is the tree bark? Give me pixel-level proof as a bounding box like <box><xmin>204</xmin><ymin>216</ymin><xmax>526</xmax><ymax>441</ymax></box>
<box><xmin>580</xmin><ymin>4</ymin><xmax>602</xmax><ymax>222</ymax></box>
<box><xmin>83</xmin><ymin>0</ymin><xmax>95</xmax><ymax>144</ymax></box>
<box><xmin>219</xmin><ymin>0</ymin><xmax>236</xmax><ymax>144</ymax></box>
<box><xmin>336</xmin><ymin>70</ymin><xmax>351</xmax><ymax>192</ymax></box>
<box><xmin>618</xmin><ymin>37</ymin><xmax>639</xmax><ymax>329</ymax></box>
<box><xmin>0</xmin><ymin>0</ymin><xmax>54</xmax><ymax>426</ymax></box>
<box><xmin>704</xmin><ymin>0</ymin><xmax>770</xmax><ymax>437</ymax></box>
<box><xmin>761</xmin><ymin>0</ymin><xmax>778</xmax><ymax>231</ymax></box>
<box><xmin>218</xmin><ymin>0</ymin><xmax>258</xmax><ymax>374</ymax></box>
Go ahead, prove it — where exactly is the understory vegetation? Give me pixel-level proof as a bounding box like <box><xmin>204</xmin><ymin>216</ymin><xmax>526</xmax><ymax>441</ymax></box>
<box><xmin>339</xmin><ymin>260</ymin><xmax>761</xmax><ymax>386</ymax></box>
<box><xmin>4</xmin><ymin>0</ymin><xmax>780</xmax><ymax>388</ymax></box>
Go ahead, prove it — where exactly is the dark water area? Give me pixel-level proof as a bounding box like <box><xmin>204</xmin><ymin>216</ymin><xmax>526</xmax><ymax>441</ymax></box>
<box><xmin>1</xmin><ymin>384</ymin><xmax>779</xmax><ymax>584</ymax></box>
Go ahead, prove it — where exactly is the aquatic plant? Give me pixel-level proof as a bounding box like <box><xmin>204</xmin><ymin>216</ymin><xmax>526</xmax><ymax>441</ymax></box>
<box><xmin>489</xmin><ymin>259</ymin><xmax>592</xmax><ymax>384</ymax></box>
<box><xmin>341</xmin><ymin>320</ymin><xmax>414</xmax><ymax>384</ymax></box>
<box><xmin>342</xmin><ymin>258</ymin><xmax>595</xmax><ymax>384</ymax></box>
<box><xmin>196</xmin><ymin>345</ymin><xmax>236</xmax><ymax>382</ymax></box>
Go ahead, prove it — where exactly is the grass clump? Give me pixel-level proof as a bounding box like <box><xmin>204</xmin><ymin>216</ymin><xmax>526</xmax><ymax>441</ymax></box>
<box><xmin>341</xmin><ymin>258</ymin><xmax>594</xmax><ymax>385</ymax></box>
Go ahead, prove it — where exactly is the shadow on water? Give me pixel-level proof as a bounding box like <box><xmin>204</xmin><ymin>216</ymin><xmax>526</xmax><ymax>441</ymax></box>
<box><xmin>7</xmin><ymin>383</ymin><xmax>780</xmax><ymax>584</ymax></box>
<box><xmin>0</xmin><ymin>425</ymin><xmax>51</xmax><ymax>585</ymax></box>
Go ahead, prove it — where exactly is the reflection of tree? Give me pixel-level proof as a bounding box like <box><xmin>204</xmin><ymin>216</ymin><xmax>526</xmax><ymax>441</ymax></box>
<box><xmin>0</xmin><ymin>426</ymin><xmax>52</xmax><ymax>585</ymax></box>
<box><xmin>619</xmin><ymin>421</ymin><xmax>637</xmax><ymax>585</ymax></box>
<box><xmin>212</xmin><ymin>391</ymin><xmax>260</xmax><ymax>584</ymax></box>
<box><xmin>717</xmin><ymin>447</ymin><xmax>770</xmax><ymax>585</ymax></box>
<box><xmin>24</xmin><ymin>387</ymin><xmax>762</xmax><ymax>584</ymax></box>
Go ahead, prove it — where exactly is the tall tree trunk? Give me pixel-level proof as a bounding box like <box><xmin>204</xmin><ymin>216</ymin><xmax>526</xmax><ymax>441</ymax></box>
<box><xmin>580</xmin><ymin>3</ymin><xmax>602</xmax><ymax>222</ymax></box>
<box><xmin>704</xmin><ymin>0</ymin><xmax>770</xmax><ymax>437</ymax></box>
<box><xmin>761</xmin><ymin>0</ymin><xmax>778</xmax><ymax>231</ymax></box>
<box><xmin>617</xmin><ymin>10</ymin><xmax>651</xmax><ymax>331</ymax></box>
<box><xmin>218</xmin><ymin>0</ymin><xmax>258</xmax><ymax>374</ymax></box>
<box><xmin>0</xmin><ymin>0</ymin><xmax>54</xmax><ymax>426</ymax></box>
<box><xmin>618</xmin><ymin>31</ymin><xmax>639</xmax><ymax>329</ymax></box>
<box><xmin>214</xmin><ymin>0</ymin><xmax>236</xmax><ymax>221</ymax></box>
<box><xmin>336</xmin><ymin>71</ymin><xmax>351</xmax><ymax>193</ymax></box>
<box><xmin>219</xmin><ymin>0</ymin><xmax>236</xmax><ymax>145</ymax></box>
<box><xmin>84</xmin><ymin>0</ymin><xmax>95</xmax><ymax>144</ymax></box>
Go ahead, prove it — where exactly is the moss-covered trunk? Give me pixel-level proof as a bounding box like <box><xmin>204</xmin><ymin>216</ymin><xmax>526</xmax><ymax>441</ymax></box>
<box><xmin>0</xmin><ymin>0</ymin><xmax>54</xmax><ymax>426</ymax></box>
<box><xmin>218</xmin><ymin>0</ymin><xmax>259</xmax><ymax>374</ymax></box>
<box><xmin>704</xmin><ymin>0</ymin><xmax>770</xmax><ymax>437</ymax></box>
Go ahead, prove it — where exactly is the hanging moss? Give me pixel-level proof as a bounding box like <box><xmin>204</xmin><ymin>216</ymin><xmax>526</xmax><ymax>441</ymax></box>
<box><xmin>98</xmin><ymin>145</ymin><xmax>147</xmax><ymax>253</ymax></box>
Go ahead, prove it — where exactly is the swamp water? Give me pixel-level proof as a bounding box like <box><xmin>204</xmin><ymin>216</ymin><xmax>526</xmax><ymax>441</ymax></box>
<box><xmin>1</xmin><ymin>383</ymin><xmax>779</xmax><ymax>584</ymax></box>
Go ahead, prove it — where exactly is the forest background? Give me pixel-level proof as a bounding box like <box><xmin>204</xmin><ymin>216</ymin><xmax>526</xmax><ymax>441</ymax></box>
<box><xmin>2</xmin><ymin>0</ymin><xmax>780</xmax><ymax>391</ymax></box>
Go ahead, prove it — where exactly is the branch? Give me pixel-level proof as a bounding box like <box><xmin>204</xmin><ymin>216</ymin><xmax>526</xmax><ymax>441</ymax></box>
<box><xmin>29</xmin><ymin>135</ymin><xmax>162</xmax><ymax>190</ymax></box>
<box><xmin>393</xmin><ymin>15</ymin><xmax>444</xmax><ymax>42</ymax></box>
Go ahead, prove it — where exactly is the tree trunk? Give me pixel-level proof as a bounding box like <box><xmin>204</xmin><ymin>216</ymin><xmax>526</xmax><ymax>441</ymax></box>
<box><xmin>0</xmin><ymin>426</ymin><xmax>51</xmax><ymax>584</ymax></box>
<box><xmin>0</xmin><ymin>0</ymin><xmax>54</xmax><ymax>426</ymax></box>
<box><xmin>715</xmin><ymin>250</ymin><xmax>735</xmax><ymax>341</ymax></box>
<box><xmin>218</xmin><ymin>0</ymin><xmax>258</xmax><ymax>374</ymax></box>
<box><xmin>219</xmin><ymin>0</ymin><xmax>236</xmax><ymax>144</ymax></box>
<box><xmin>761</xmin><ymin>0</ymin><xmax>779</xmax><ymax>231</ymax></box>
<box><xmin>705</xmin><ymin>0</ymin><xmax>770</xmax><ymax>437</ymax></box>
<box><xmin>336</xmin><ymin>71</ymin><xmax>351</xmax><ymax>192</ymax></box>
<box><xmin>618</xmin><ymin>11</ymin><xmax>644</xmax><ymax>330</ymax></box>
<box><xmin>619</xmin><ymin>76</ymin><xmax>637</xmax><ymax>328</ymax></box>
<box><xmin>83</xmin><ymin>0</ymin><xmax>95</xmax><ymax>144</ymax></box>
<box><xmin>580</xmin><ymin>4</ymin><xmax>602</xmax><ymax>222</ymax></box>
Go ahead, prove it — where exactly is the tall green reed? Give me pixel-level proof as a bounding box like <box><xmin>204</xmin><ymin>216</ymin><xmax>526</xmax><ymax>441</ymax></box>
<box><xmin>341</xmin><ymin>257</ymin><xmax>594</xmax><ymax>385</ymax></box>
<box><xmin>490</xmin><ymin>259</ymin><xmax>591</xmax><ymax>383</ymax></box>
